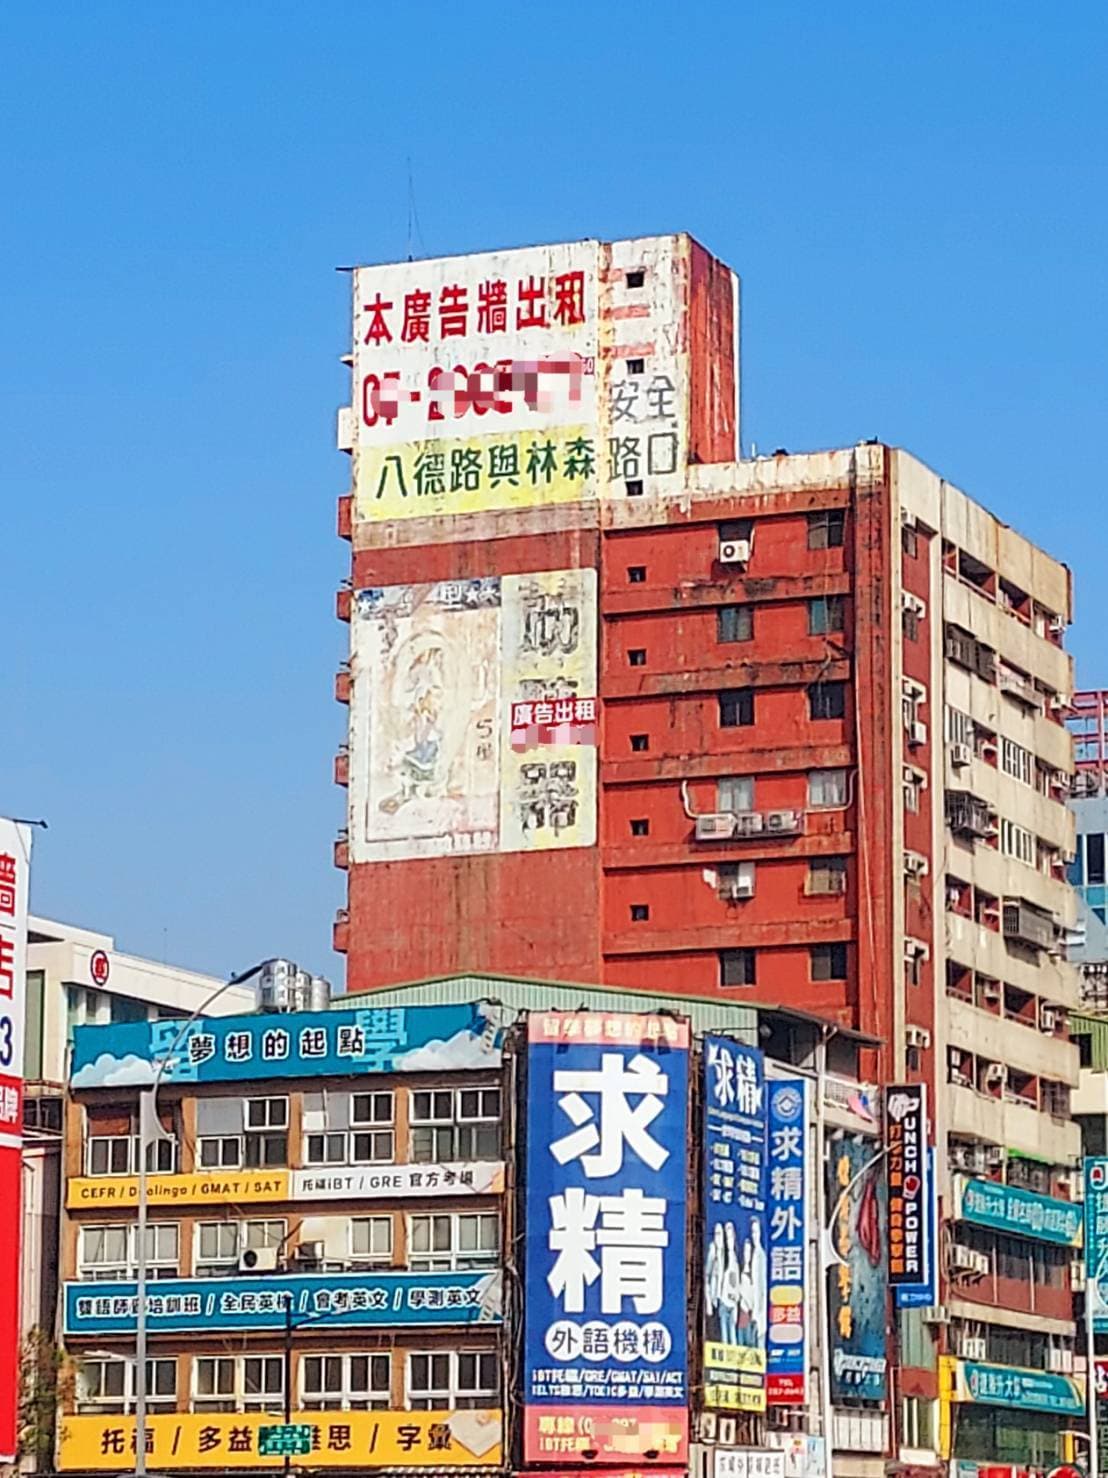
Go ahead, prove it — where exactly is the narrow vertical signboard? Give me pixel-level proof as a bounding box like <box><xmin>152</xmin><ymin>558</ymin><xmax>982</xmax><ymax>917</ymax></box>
<box><xmin>828</xmin><ymin>1137</ymin><xmax>888</xmax><ymax>1402</ymax></box>
<box><xmin>0</xmin><ymin>818</ymin><xmax>31</xmax><ymax>1463</ymax></box>
<box><xmin>765</xmin><ymin>1078</ymin><xmax>808</xmax><ymax>1405</ymax></box>
<box><xmin>885</xmin><ymin>1084</ymin><xmax>928</xmax><ymax>1287</ymax></box>
<box><xmin>523</xmin><ymin>1011</ymin><xmax>689</xmax><ymax>1463</ymax></box>
<box><xmin>702</xmin><ymin>1035</ymin><xmax>767</xmax><ymax>1411</ymax></box>
<box><xmin>1085</xmin><ymin>1157</ymin><xmax>1108</xmax><ymax>1330</ymax></box>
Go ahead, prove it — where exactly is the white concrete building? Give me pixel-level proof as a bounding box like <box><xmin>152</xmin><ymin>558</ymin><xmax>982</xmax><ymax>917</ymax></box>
<box><xmin>20</xmin><ymin>916</ymin><xmax>253</xmax><ymax>1343</ymax></box>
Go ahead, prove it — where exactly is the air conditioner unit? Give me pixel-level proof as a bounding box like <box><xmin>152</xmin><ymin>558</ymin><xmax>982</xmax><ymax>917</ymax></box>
<box><xmin>909</xmin><ymin>721</ymin><xmax>928</xmax><ymax>747</ymax></box>
<box><xmin>904</xmin><ymin>850</ymin><xmax>929</xmax><ymax>878</ymax></box>
<box><xmin>722</xmin><ymin>873</ymin><xmax>755</xmax><ymax>901</ymax></box>
<box><xmin>984</xmin><ymin>1146</ymin><xmax>1004</xmax><ymax>1168</ymax></box>
<box><xmin>733</xmin><ymin>810</ymin><xmax>765</xmax><ymax>837</ymax></box>
<box><xmin>949</xmin><ymin>742</ymin><xmax>973</xmax><ymax>769</ymax></box>
<box><xmin>294</xmin><ymin>1241</ymin><xmax>324</xmax><ymax>1264</ymax></box>
<box><xmin>718</xmin><ymin>538</ymin><xmax>751</xmax><ymax>566</ymax></box>
<box><xmin>1040</xmin><ymin>1005</ymin><xmax>1060</xmax><ymax>1033</ymax></box>
<box><xmin>1049</xmin><ymin>614</ymin><xmax>1066</xmax><ymax>634</ymax></box>
<box><xmin>901</xmin><ymin>591</ymin><xmax>926</xmax><ymax>617</ymax></box>
<box><xmin>1049</xmin><ymin>694</ymin><xmax>1071</xmax><ymax>712</ymax></box>
<box><xmin>950</xmin><ymin>1244</ymin><xmax>980</xmax><ymax>1274</ymax></box>
<box><xmin>984</xmin><ymin>1063</ymin><xmax>1007</xmax><ymax>1087</ymax></box>
<box><xmin>764</xmin><ymin>808</ymin><xmax>804</xmax><ymax>834</ymax></box>
<box><xmin>922</xmin><ymin>1306</ymin><xmax>950</xmax><ymax>1326</ymax></box>
<box><xmin>695</xmin><ymin>813</ymin><xmax>736</xmax><ymax>841</ymax></box>
<box><xmin>980</xmin><ymin>980</ymin><xmax>1001</xmax><ymax>1004</ymax></box>
<box><xmin>239</xmin><ymin>1246</ymin><xmax>279</xmax><ymax>1274</ymax></box>
<box><xmin>905</xmin><ymin>1025</ymin><xmax>931</xmax><ymax>1049</ymax></box>
<box><xmin>717</xmin><ymin>1417</ymin><xmax>737</xmax><ymax>1446</ymax></box>
<box><xmin>962</xmin><ymin>1336</ymin><xmax>988</xmax><ymax>1361</ymax></box>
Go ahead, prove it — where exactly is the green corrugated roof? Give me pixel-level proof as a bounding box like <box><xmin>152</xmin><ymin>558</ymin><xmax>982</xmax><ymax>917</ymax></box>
<box><xmin>334</xmin><ymin>971</ymin><xmax>761</xmax><ymax>1042</ymax></box>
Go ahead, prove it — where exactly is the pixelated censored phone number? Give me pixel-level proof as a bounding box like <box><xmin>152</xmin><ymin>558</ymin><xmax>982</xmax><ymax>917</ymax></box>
<box><xmin>362</xmin><ymin>357</ymin><xmax>594</xmax><ymax>428</ymax></box>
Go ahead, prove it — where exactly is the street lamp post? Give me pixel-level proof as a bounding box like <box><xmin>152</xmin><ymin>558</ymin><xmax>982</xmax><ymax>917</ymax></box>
<box><xmin>133</xmin><ymin>959</ymin><xmax>284</xmax><ymax>1477</ymax></box>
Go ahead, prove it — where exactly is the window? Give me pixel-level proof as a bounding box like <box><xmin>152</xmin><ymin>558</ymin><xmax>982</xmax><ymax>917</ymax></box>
<box><xmin>630</xmin><ymin>904</ymin><xmax>649</xmax><ymax>922</ymax></box>
<box><xmin>195</xmin><ymin>1219</ymin><xmax>285</xmax><ymax>1277</ymax></box>
<box><xmin>945</xmin><ymin>706</ymin><xmax>974</xmax><ymax>748</ymax></box>
<box><xmin>198</xmin><ymin>1134</ymin><xmax>241</xmax><ymax>1170</ymax></box>
<box><xmin>78</xmin><ymin>1359</ymin><xmax>176</xmax><ymax>1415</ymax></box>
<box><xmin>627</xmin><ymin>566</ymin><xmax>646</xmax><ymax>584</ymax></box>
<box><xmin>811</xmin><ymin>943</ymin><xmax>848</xmax><ymax>981</ymax></box>
<box><xmin>351</xmin><ymin>1216</ymin><xmax>393</xmax><ymax>1267</ymax></box>
<box><xmin>23</xmin><ymin>1095</ymin><xmax>63</xmax><ymax>1134</ymax></box>
<box><xmin>87</xmin><ymin>1134</ymin><xmax>176</xmax><ymax>1177</ymax></box>
<box><xmin>720</xmin><ymin>948</ymin><xmax>756</xmax><ymax>988</ymax></box>
<box><xmin>1090</xmin><ymin>833</ymin><xmax>1107</xmax><ymax>885</ymax></box>
<box><xmin>630</xmin><ymin>818</ymin><xmax>650</xmax><ymax>836</ymax></box>
<box><xmin>717</xmin><ymin>775</ymin><xmax>754</xmax><ymax>813</ymax></box>
<box><xmin>625</xmin><ymin>479</ymin><xmax>644</xmax><ymax>497</ymax></box>
<box><xmin>808</xmin><ymin>596</ymin><xmax>845</xmax><ymax>635</ymax></box>
<box><xmin>903</xmin><ymin>768</ymin><xmax>923</xmax><ymax>814</ymax></box>
<box><xmin>628</xmin><ymin>648</ymin><xmax>647</xmax><ymax>666</ymax></box>
<box><xmin>901</xmin><ymin>1396</ymin><xmax>934</xmax><ymax>1450</ymax></box>
<box><xmin>809</xmin><ymin>682</ymin><xmax>846</xmax><ymax>720</ymax></box>
<box><xmin>630</xmin><ymin>734</ymin><xmax>649</xmax><ymax>752</ymax></box>
<box><xmin>808</xmin><ymin>509</ymin><xmax>845</xmax><ymax>549</ymax></box>
<box><xmin>410</xmin><ymin>1088</ymin><xmax>501</xmax><ymax>1163</ymax></box>
<box><xmin>79</xmin><ymin>1223</ymin><xmax>179</xmax><ymax>1280</ymax></box>
<box><xmin>407</xmin><ymin>1351</ymin><xmax>499</xmax><ymax>1410</ymax></box>
<box><xmin>808</xmin><ymin>769</ymin><xmax>847</xmax><ymax>808</ymax></box>
<box><xmin>901</xmin><ymin>524</ymin><xmax>919</xmax><ymax>559</ymax></box>
<box><xmin>1001</xmin><ymin>819</ymin><xmax>1035</xmax><ymax>867</ymax></box>
<box><xmin>305</xmin><ymin>1093</ymin><xmax>395</xmax><ymax>1168</ymax></box>
<box><xmin>719</xmin><ymin>689</ymin><xmax>754</xmax><ymax>727</ymax></box>
<box><xmin>245</xmin><ymin>1097</ymin><xmax>288</xmax><ymax>1167</ymax></box>
<box><xmin>807</xmin><ymin>857</ymin><xmax>847</xmax><ymax>895</ymax></box>
<box><xmin>627</xmin><ymin>357</ymin><xmax>645</xmax><ymax>376</ymax></box>
<box><xmin>194</xmin><ymin>1356</ymin><xmax>283</xmax><ymax>1413</ymax></box>
<box><xmin>626</xmin><ymin>269</ymin><xmax>645</xmax><ymax>289</ymax></box>
<box><xmin>717</xmin><ymin>605</ymin><xmax>753</xmax><ymax>643</ymax></box>
<box><xmin>302</xmin><ymin>1354</ymin><xmax>390</xmax><ymax>1411</ymax></box>
<box><xmin>408</xmin><ymin>1212</ymin><xmax>500</xmax><ymax>1271</ymax></box>
<box><xmin>902</xmin><ymin>607</ymin><xmax>919</xmax><ymax>642</ymax></box>
<box><xmin>1001</xmin><ymin>738</ymin><xmax>1034</xmax><ymax>787</ymax></box>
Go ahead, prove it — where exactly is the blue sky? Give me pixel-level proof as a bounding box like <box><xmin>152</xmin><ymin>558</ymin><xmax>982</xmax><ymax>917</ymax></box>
<box><xmin>4</xmin><ymin>2</ymin><xmax>1106</xmax><ymax>981</ymax></box>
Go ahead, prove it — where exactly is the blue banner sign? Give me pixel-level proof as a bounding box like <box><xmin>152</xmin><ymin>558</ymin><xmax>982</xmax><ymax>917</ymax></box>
<box><xmin>958</xmin><ymin>1361</ymin><xmax>1085</xmax><ymax>1417</ymax></box>
<box><xmin>63</xmin><ymin>1270</ymin><xmax>502</xmax><ymax>1335</ymax></box>
<box><xmin>765</xmin><ymin>1078</ymin><xmax>808</xmax><ymax>1405</ymax></box>
<box><xmin>958</xmin><ymin>1176</ymin><xmax>1082</xmax><ymax>1247</ymax></box>
<box><xmin>702</xmin><ymin>1035</ymin><xmax>767</xmax><ymax>1413</ymax></box>
<box><xmin>522</xmin><ymin>1011</ymin><xmax>690</xmax><ymax>1464</ymax></box>
<box><xmin>70</xmin><ymin>1002</ymin><xmax>502</xmax><ymax>1089</ymax></box>
<box><xmin>895</xmin><ymin>1150</ymin><xmax>937</xmax><ymax>1309</ymax></box>
<box><xmin>828</xmin><ymin>1136</ymin><xmax>887</xmax><ymax>1403</ymax></box>
<box><xmin>1085</xmin><ymin>1156</ymin><xmax>1108</xmax><ymax>1330</ymax></box>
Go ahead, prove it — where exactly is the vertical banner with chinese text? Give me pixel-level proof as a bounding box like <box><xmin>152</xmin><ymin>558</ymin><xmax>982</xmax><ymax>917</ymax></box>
<box><xmin>1085</xmin><ymin>1157</ymin><xmax>1108</xmax><ymax>1330</ymax></box>
<box><xmin>0</xmin><ymin>817</ymin><xmax>31</xmax><ymax>1462</ymax></box>
<box><xmin>523</xmin><ymin>1012</ymin><xmax>689</xmax><ymax>1463</ymax></box>
<box><xmin>702</xmin><ymin>1036</ymin><xmax>767</xmax><ymax>1411</ymax></box>
<box><xmin>885</xmin><ymin>1084</ymin><xmax>928</xmax><ymax>1288</ymax></box>
<box><xmin>765</xmin><ymin>1079</ymin><xmax>808</xmax><ymax>1406</ymax></box>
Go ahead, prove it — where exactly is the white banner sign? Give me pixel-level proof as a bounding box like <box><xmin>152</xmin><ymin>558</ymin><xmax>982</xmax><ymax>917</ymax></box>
<box><xmin>712</xmin><ymin>1452</ymin><xmax>785</xmax><ymax>1478</ymax></box>
<box><xmin>292</xmin><ymin>1162</ymin><xmax>504</xmax><ymax>1200</ymax></box>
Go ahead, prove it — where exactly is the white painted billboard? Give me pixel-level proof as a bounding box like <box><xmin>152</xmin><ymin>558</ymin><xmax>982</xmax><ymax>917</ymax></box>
<box><xmin>348</xmin><ymin>569</ymin><xmax>598</xmax><ymax>861</ymax></box>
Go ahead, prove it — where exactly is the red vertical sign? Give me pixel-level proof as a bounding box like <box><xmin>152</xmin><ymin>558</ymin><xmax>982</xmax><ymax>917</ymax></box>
<box><xmin>0</xmin><ymin>818</ymin><xmax>31</xmax><ymax>1462</ymax></box>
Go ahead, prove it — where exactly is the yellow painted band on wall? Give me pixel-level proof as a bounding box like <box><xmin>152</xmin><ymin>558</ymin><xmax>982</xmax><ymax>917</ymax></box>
<box><xmin>66</xmin><ymin>1171</ymin><xmax>290</xmax><ymax>1209</ymax></box>
<box><xmin>57</xmin><ymin>1410</ymin><xmax>503</xmax><ymax>1470</ymax></box>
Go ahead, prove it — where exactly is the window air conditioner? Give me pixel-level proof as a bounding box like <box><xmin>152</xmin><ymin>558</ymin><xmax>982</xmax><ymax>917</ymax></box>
<box><xmin>909</xmin><ymin>721</ymin><xmax>928</xmax><ymax>747</ymax></box>
<box><xmin>905</xmin><ymin>1025</ymin><xmax>931</xmax><ymax>1049</ymax></box>
<box><xmin>1049</xmin><ymin>615</ymin><xmax>1066</xmax><ymax>634</ymax></box>
<box><xmin>962</xmin><ymin>1336</ymin><xmax>988</xmax><ymax>1361</ymax></box>
<box><xmin>239</xmin><ymin>1247</ymin><xmax>279</xmax><ymax>1274</ymax></box>
<box><xmin>764</xmin><ymin>808</ymin><xmax>804</xmax><ymax>834</ymax></box>
<box><xmin>904</xmin><ymin>850</ymin><xmax>929</xmax><ymax>878</ymax></box>
<box><xmin>718</xmin><ymin>538</ymin><xmax>751</xmax><ymax>566</ymax></box>
<box><xmin>949</xmin><ymin>742</ymin><xmax>972</xmax><ymax>769</ymax></box>
<box><xmin>722</xmin><ymin>873</ymin><xmax>755</xmax><ymax>901</ymax></box>
<box><xmin>984</xmin><ymin>1063</ymin><xmax>1007</xmax><ymax>1087</ymax></box>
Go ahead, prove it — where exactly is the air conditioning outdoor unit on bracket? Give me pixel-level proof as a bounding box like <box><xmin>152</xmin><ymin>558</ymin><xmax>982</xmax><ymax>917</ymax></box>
<box><xmin>909</xmin><ymin>720</ymin><xmax>928</xmax><ymax>747</ymax></box>
<box><xmin>949</xmin><ymin>742</ymin><xmax>972</xmax><ymax>768</ymax></box>
<box><xmin>695</xmin><ymin>813</ymin><xmax>736</xmax><ymax>841</ymax></box>
<box><xmin>718</xmin><ymin>538</ymin><xmax>751</xmax><ymax>566</ymax></box>
<box><xmin>239</xmin><ymin>1247</ymin><xmax>279</xmax><ymax>1274</ymax></box>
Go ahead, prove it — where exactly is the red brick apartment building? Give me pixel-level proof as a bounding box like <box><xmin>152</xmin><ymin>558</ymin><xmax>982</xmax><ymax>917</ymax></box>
<box><xmin>330</xmin><ymin>234</ymin><xmax>1083</xmax><ymax>1475</ymax></box>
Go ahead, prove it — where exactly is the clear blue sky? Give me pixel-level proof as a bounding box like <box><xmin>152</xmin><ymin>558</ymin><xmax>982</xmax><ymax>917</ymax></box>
<box><xmin>4</xmin><ymin>2</ymin><xmax>1106</xmax><ymax>982</ymax></box>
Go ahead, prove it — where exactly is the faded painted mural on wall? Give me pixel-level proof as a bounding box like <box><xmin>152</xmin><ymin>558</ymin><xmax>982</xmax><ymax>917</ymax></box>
<box><xmin>350</xmin><ymin>569</ymin><xmax>597</xmax><ymax>861</ymax></box>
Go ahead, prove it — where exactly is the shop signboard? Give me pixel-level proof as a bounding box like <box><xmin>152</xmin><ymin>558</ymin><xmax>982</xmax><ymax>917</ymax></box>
<box><xmin>702</xmin><ymin>1035</ymin><xmax>768</xmax><ymax>1412</ymax></box>
<box><xmin>523</xmin><ymin>1011</ymin><xmax>689</xmax><ymax>1463</ymax></box>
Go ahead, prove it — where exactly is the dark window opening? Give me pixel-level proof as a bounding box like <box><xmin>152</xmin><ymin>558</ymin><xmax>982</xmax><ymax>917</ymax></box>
<box><xmin>626</xmin><ymin>270</ymin><xmax>645</xmax><ymax>288</ymax></box>
<box><xmin>627</xmin><ymin>358</ymin><xmax>645</xmax><ymax>375</ymax></box>
<box><xmin>630</xmin><ymin>818</ymin><xmax>650</xmax><ymax>836</ymax></box>
<box><xmin>626</xmin><ymin>479</ymin><xmax>644</xmax><ymax>497</ymax></box>
<box><xmin>808</xmin><ymin>509</ymin><xmax>845</xmax><ymax>549</ymax></box>
<box><xmin>628</xmin><ymin>566</ymin><xmax>646</xmax><ymax>584</ymax></box>
<box><xmin>628</xmin><ymin>649</ymin><xmax>646</xmax><ymax>667</ymax></box>
<box><xmin>630</xmin><ymin>734</ymin><xmax>649</xmax><ymax>752</ymax></box>
<box><xmin>811</xmin><ymin>942</ymin><xmax>848</xmax><ymax>981</ymax></box>
<box><xmin>720</xmin><ymin>948</ymin><xmax>757</xmax><ymax>988</ymax></box>
<box><xmin>630</xmin><ymin>904</ymin><xmax>649</xmax><ymax>922</ymax></box>
<box><xmin>718</xmin><ymin>605</ymin><xmax>753</xmax><ymax>643</ymax></box>
<box><xmin>719</xmin><ymin>689</ymin><xmax>754</xmax><ymax>727</ymax></box>
<box><xmin>809</xmin><ymin>682</ymin><xmax>846</xmax><ymax>720</ymax></box>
